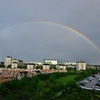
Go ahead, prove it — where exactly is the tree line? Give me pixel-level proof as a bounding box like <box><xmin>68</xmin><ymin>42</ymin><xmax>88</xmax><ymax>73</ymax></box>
<box><xmin>0</xmin><ymin>69</ymin><xmax>100</xmax><ymax>100</ymax></box>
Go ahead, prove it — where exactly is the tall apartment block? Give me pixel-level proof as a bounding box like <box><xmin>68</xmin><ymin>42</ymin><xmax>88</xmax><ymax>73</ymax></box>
<box><xmin>5</xmin><ymin>56</ymin><xmax>12</xmax><ymax>67</ymax></box>
<box><xmin>76</xmin><ymin>60</ymin><xmax>86</xmax><ymax>71</ymax></box>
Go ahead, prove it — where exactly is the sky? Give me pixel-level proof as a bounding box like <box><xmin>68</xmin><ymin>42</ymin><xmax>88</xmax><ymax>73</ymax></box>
<box><xmin>0</xmin><ymin>0</ymin><xmax>100</xmax><ymax>64</ymax></box>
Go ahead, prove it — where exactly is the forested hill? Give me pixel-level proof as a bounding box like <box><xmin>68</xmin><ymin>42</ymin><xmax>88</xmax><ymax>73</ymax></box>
<box><xmin>0</xmin><ymin>69</ymin><xmax>100</xmax><ymax>100</ymax></box>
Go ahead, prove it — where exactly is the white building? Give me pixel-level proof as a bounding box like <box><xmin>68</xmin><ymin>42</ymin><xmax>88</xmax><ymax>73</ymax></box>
<box><xmin>64</xmin><ymin>62</ymin><xmax>76</xmax><ymax>65</ymax></box>
<box><xmin>56</xmin><ymin>64</ymin><xmax>66</xmax><ymax>70</ymax></box>
<box><xmin>64</xmin><ymin>62</ymin><xmax>76</xmax><ymax>68</ymax></box>
<box><xmin>18</xmin><ymin>60</ymin><xmax>24</xmax><ymax>67</ymax></box>
<box><xmin>12</xmin><ymin>59</ymin><xmax>19</xmax><ymax>68</ymax></box>
<box><xmin>76</xmin><ymin>60</ymin><xmax>86</xmax><ymax>71</ymax></box>
<box><xmin>43</xmin><ymin>64</ymin><xmax>50</xmax><ymax>70</ymax></box>
<box><xmin>44</xmin><ymin>59</ymin><xmax>57</xmax><ymax>65</ymax></box>
<box><xmin>27</xmin><ymin>63</ymin><xmax>35</xmax><ymax>69</ymax></box>
<box><xmin>5</xmin><ymin>56</ymin><xmax>12</xmax><ymax>67</ymax></box>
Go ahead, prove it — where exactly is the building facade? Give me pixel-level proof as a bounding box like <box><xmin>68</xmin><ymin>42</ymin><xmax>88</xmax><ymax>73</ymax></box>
<box><xmin>5</xmin><ymin>56</ymin><xmax>12</xmax><ymax>67</ymax></box>
<box><xmin>43</xmin><ymin>64</ymin><xmax>50</xmax><ymax>70</ymax></box>
<box><xmin>11</xmin><ymin>59</ymin><xmax>18</xmax><ymax>68</ymax></box>
<box><xmin>27</xmin><ymin>63</ymin><xmax>35</xmax><ymax>69</ymax></box>
<box><xmin>56</xmin><ymin>64</ymin><xmax>66</xmax><ymax>70</ymax></box>
<box><xmin>44</xmin><ymin>59</ymin><xmax>57</xmax><ymax>65</ymax></box>
<box><xmin>76</xmin><ymin>60</ymin><xmax>86</xmax><ymax>71</ymax></box>
<box><xmin>18</xmin><ymin>60</ymin><xmax>24</xmax><ymax>67</ymax></box>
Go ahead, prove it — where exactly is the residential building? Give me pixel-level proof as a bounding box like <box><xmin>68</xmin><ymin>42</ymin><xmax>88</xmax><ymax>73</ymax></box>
<box><xmin>27</xmin><ymin>63</ymin><xmax>35</xmax><ymax>69</ymax></box>
<box><xmin>44</xmin><ymin>59</ymin><xmax>57</xmax><ymax>65</ymax></box>
<box><xmin>5</xmin><ymin>56</ymin><xmax>12</xmax><ymax>67</ymax></box>
<box><xmin>18</xmin><ymin>60</ymin><xmax>24</xmax><ymax>67</ymax></box>
<box><xmin>76</xmin><ymin>60</ymin><xmax>86</xmax><ymax>71</ymax></box>
<box><xmin>56</xmin><ymin>64</ymin><xmax>66</xmax><ymax>70</ymax></box>
<box><xmin>0</xmin><ymin>74</ymin><xmax>12</xmax><ymax>84</ymax></box>
<box><xmin>64</xmin><ymin>62</ymin><xmax>76</xmax><ymax>65</ymax></box>
<box><xmin>12</xmin><ymin>59</ymin><xmax>19</xmax><ymax>68</ymax></box>
<box><xmin>43</xmin><ymin>64</ymin><xmax>50</xmax><ymax>70</ymax></box>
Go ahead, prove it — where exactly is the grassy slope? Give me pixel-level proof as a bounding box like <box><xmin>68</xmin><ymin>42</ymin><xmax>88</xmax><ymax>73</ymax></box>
<box><xmin>55</xmin><ymin>75</ymin><xmax>77</xmax><ymax>85</ymax></box>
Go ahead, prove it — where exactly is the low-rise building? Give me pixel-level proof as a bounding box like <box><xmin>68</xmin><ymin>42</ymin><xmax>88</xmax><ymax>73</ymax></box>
<box><xmin>0</xmin><ymin>74</ymin><xmax>12</xmax><ymax>84</ymax></box>
<box><xmin>64</xmin><ymin>62</ymin><xmax>76</xmax><ymax>65</ymax></box>
<box><xmin>12</xmin><ymin>59</ymin><xmax>19</xmax><ymax>68</ymax></box>
<box><xmin>18</xmin><ymin>60</ymin><xmax>24</xmax><ymax>67</ymax></box>
<box><xmin>44</xmin><ymin>59</ymin><xmax>57</xmax><ymax>65</ymax></box>
<box><xmin>56</xmin><ymin>64</ymin><xmax>66</xmax><ymax>70</ymax></box>
<box><xmin>27</xmin><ymin>63</ymin><xmax>35</xmax><ymax>69</ymax></box>
<box><xmin>43</xmin><ymin>64</ymin><xmax>50</xmax><ymax>70</ymax></box>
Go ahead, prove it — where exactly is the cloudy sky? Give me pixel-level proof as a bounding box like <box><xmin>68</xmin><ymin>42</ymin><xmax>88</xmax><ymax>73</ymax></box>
<box><xmin>0</xmin><ymin>0</ymin><xmax>100</xmax><ymax>64</ymax></box>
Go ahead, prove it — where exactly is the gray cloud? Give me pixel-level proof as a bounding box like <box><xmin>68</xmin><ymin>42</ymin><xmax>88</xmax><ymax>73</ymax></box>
<box><xmin>0</xmin><ymin>0</ymin><xmax>100</xmax><ymax>64</ymax></box>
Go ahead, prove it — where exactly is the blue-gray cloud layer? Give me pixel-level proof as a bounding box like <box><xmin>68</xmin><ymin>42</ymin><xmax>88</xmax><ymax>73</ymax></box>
<box><xmin>0</xmin><ymin>0</ymin><xmax>100</xmax><ymax>64</ymax></box>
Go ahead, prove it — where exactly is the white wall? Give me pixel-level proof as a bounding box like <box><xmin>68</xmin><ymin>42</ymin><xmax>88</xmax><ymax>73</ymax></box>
<box><xmin>27</xmin><ymin>65</ymin><xmax>34</xmax><ymax>69</ymax></box>
<box><xmin>44</xmin><ymin>60</ymin><xmax>57</xmax><ymax>65</ymax></box>
<box><xmin>12</xmin><ymin>63</ymin><xmax>18</xmax><ymax>68</ymax></box>
<box><xmin>76</xmin><ymin>63</ymin><xmax>86</xmax><ymax>71</ymax></box>
<box><xmin>5</xmin><ymin>57</ymin><xmax>12</xmax><ymax>67</ymax></box>
<box><xmin>56</xmin><ymin>65</ymin><xmax>66</xmax><ymax>70</ymax></box>
<box><xmin>43</xmin><ymin>65</ymin><xmax>50</xmax><ymax>70</ymax></box>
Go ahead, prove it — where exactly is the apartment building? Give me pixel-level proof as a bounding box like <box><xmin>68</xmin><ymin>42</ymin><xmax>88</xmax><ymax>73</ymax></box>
<box><xmin>43</xmin><ymin>63</ymin><xmax>50</xmax><ymax>70</ymax></box>
<box><xmin>5</xmin><ymin>56</ymin><xmax>12</xmax><ymax>67</ymax></box>
<box><xmin>44</xmin><ymin>59</ymin><xmax>57</xmax><ymax>65</ymax></box>
<box><xmin>76</xmin><ymin>60</ymin><xmax>86</xmax><ymax>71</ymax></box>
<box><xmin>56</xmin><ymin>64</ymin><xmax>66</xmax><ymax>70</ymax></box>
<box><xmin>11</xmin><ymin>59</ymin><xmax>19</xmax><ymax>68</ymax></box>
<box><xmin>27</xmin><ymin>63</ymin><xmax>36</xmax><ymax>69</ymax></box>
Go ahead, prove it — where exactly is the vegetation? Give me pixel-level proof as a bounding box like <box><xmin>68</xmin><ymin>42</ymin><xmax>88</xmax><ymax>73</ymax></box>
<box><xmin>55</xmin><ymin>75</ymin><xmax>77</xmax><ymax>85</ymax></box>
<box><xmin>7</xmin><ymin>65</ymin><xmax>11</xmax><ymax>68</ymax></box>
<box><xmin>0</xmin><ymin>65</ymin><xmax>5</xmax><ymax>68</ymax></box>
<box><xmin>36</xmin><ymin>65</ymin><xmax>42</xmax><ymax>69</ymax></box>
<box><xmin>17</xmin><ymin>66</ymin><xmax>27</xmax><ymax>69</ymax></box>
<box><xmin>0</xmin><ymin>69</ymin><xmax>100</xmax><ymax>100</ymax></box>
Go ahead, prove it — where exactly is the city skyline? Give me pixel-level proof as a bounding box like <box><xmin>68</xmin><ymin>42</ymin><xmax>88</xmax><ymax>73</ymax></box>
<box><xmin>0</xmin><ymin>0</ymin><xmax>100</xmax><ymax>64</ymax></box>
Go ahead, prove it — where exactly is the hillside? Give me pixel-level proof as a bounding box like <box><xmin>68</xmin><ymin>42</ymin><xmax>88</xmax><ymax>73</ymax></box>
<box><xmin>0</xmin><ymin>69</ymin><xmax>100</xmax><ymax>100</ymax></box>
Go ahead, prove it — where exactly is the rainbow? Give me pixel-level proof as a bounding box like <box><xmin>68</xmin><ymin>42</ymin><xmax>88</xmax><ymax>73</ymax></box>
<box><xmin>1</xmin><ymin>20</ymin><xmax>100</xmax><ymax>52</ymax></box>
<box><xmin>23</xmin><ymin>20</ymin><xmax>100</xmax><ymax>52</ymax></box>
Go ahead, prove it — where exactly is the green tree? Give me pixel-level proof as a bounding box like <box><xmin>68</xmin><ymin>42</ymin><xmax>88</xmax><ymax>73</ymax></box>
<box><xmin>36</xmin><ymin>65</ymin><xmax>42</xmax><ymax>69</ymax></box>
<box><xmin>50</xmin><ymin>64</ymin><xmax>56</xmax><ymax>69</ymax></box>
<box><xmin>7</xmin><ymin>65</ymin><xmax>11</xmax><ymax>68</ymax></box>
<box><xmin>49</xmin><ymin>73</ymin><xmax>57</xmax><ymax>82</ymax></box>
